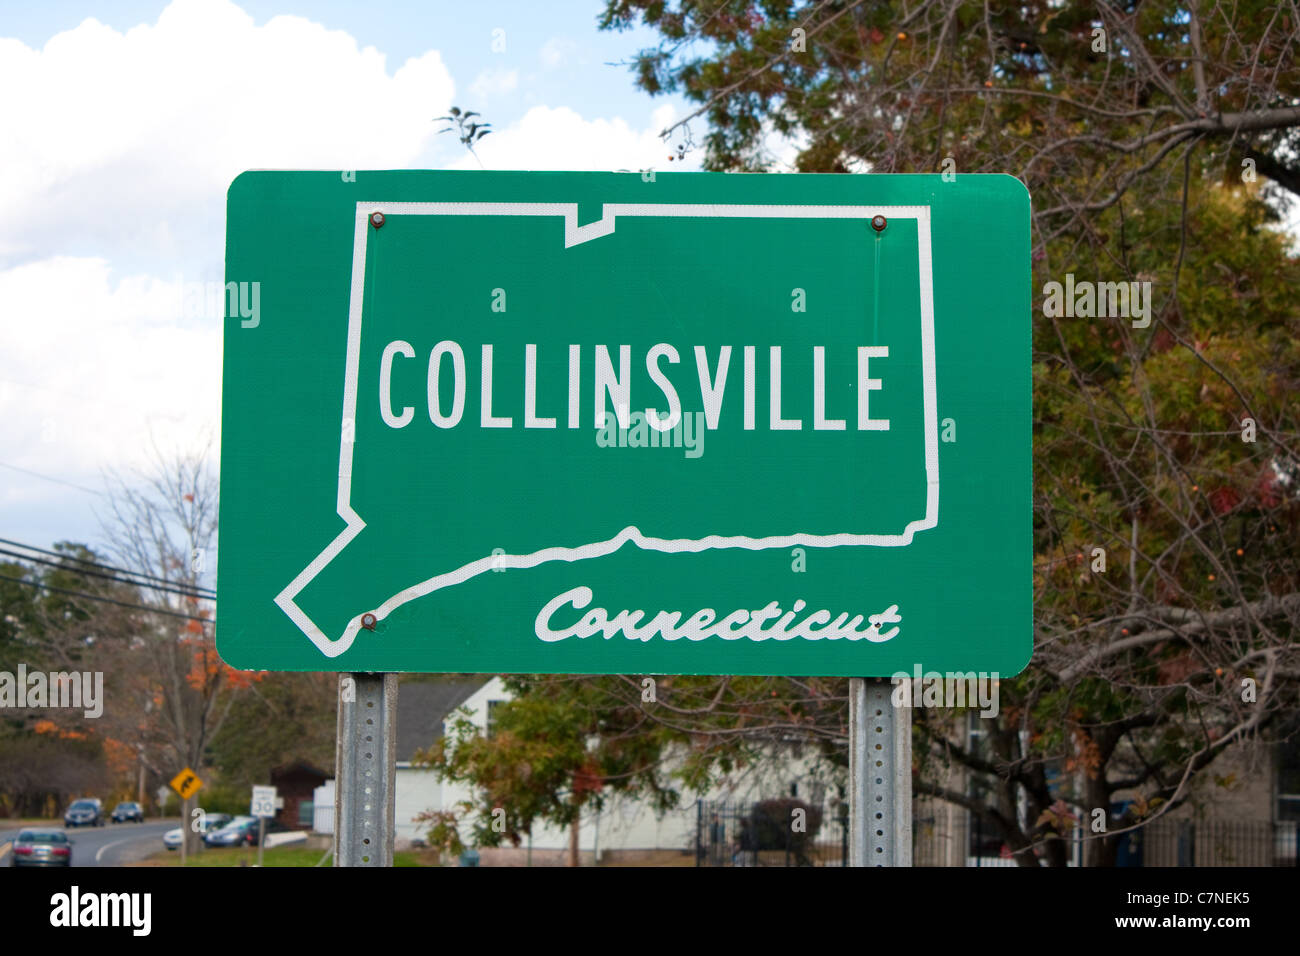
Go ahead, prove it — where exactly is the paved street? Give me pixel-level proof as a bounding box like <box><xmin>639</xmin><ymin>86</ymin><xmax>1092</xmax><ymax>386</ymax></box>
<box><xmin>0</xmin><ymin>820</ymin><xmax>177</xmax><ymax>867</ymax></box>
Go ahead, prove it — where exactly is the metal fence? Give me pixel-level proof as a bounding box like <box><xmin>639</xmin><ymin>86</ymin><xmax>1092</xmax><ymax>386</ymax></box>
<box><xmin>698</xmin><ymin>800</ymin><xmax>1299</xmax><ymax>867</ymax></box>
<box><xmin>916</xmin><ymin>812</ymin><xmax>1299</xmax><ymax>867</ymax></box>
<box><xmin>1139</xmin><ymin>818</ymin><xmax>1298</xmax><ymax>867</ymax></box>
<box><xmin>695</xmin><ymin>800</ymin><xmax>848</xmax><ymax>866</ymax></box>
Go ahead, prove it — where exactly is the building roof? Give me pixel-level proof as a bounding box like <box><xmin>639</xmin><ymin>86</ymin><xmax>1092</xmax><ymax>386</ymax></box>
<box><xmin>270</xmin><ymin>759</ymin><xmax>331</xmax><ymax>782</ymax></box>
<box><xmin>395</xmin><ymin>677</ymin><xmax>487</xmax><ymax>763</ymax></box>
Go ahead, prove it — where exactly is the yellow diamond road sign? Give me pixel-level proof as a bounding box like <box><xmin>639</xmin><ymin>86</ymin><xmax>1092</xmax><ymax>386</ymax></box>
<box><xmin>170</xmin><ymin>767</ymin><xmax>202</xmax><ymax>800</ymax></box>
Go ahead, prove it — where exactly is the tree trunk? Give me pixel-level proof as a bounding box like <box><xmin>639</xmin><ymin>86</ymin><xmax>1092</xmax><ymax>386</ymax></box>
<box><xmin>568</xmin><ymin>806</ymin><xmax>579</xmax><ymax>867</ymax></box>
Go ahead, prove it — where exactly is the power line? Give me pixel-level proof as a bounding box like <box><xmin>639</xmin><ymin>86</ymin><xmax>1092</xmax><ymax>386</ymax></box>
<box><xmin>0</xmin><ymin>572</ymin><xmax>213</xmax><ymax>624</ymax></box>
<box><xmin>0</xmin><ymin>546</ymin><xmax>213</xmax><ymax>602</ymax></box>
<box><xmin>0</xmin><ymin>537</ymin><xmax>214</xmax><ymax>597</ymax></box>
<box><xmin>0</xmin><ymin>460</ymin><xmax>104</xmax><ymax>498</ymax></box>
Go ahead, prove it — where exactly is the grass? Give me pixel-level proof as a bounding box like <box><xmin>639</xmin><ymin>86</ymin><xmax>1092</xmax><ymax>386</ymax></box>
<box><xmin>141</xmin><ymin>845</ymin><xmax>436</xmax><ymax>866</ymax></box>
<box><xmin>144</xmin><ymin>845</ymin><xmax>332</xmax><ymax>867</ymax></box>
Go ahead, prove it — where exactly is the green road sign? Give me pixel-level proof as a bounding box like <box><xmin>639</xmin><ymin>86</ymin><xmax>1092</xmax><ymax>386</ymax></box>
<box><xmin>218</xmin><ymin>170</ymin><xmax>1030</xmax><ymax>677</ymax></box>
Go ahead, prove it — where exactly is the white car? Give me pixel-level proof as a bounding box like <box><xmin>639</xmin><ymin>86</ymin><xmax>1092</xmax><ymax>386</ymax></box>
<box><xmin>162</xmin><ymin>812</ymin><xmax>233</xmax><ymax>849</ymax></box>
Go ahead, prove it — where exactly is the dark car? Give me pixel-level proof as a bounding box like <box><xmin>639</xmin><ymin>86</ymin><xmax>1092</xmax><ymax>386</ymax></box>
<box><xmin>203</xmin><ymin>815</ymin><xmax>259</xmax><ymax>847</ymax></box>
<box><xmin>202</xmin><ymin>815</ymin><xmax>287</xmax><ymax>848</ymax></box>
<box><xmin>111</xmin><ymin>801</ymin><xmax>144</xmax><ymax>823</ymax></box>
<box><xmin>10</xmin><ymin>828</ymin><xmax>73</xmax><ymax>867</ymax></box>
<box><xmin>63</xmin><ymin>798</ymin><xmax>104</xmax><ymax>828</ymax></box>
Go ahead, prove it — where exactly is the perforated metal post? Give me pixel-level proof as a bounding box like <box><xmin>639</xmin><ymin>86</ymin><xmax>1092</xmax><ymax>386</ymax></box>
<box><xmin>849</xmin><ymin>677</ymin><xmax>912</xmax><ymax>866</ymax></box>
<box><xmin>335</xmin><ymin>673</ymin><xmax>397</xmax><ymax>867</ymax></box>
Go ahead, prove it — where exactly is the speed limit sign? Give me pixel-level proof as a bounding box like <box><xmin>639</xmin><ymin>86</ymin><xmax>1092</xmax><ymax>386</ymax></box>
<box><xmin>251</xmin><ymin>785</ymin><xmax>278</xmax><ymax>819</ymax></box>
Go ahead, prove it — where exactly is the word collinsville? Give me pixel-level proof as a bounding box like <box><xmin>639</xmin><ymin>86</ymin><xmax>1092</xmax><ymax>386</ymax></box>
<box><xmin>377</xmin><ymin>341</ymin><xmax>892</xmax><ymax>432</ymax></box>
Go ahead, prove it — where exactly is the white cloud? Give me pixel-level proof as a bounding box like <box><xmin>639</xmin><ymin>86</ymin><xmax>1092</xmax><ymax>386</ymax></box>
<box><xmin>0</xmin><ymin>0</ymin><xmax>455</xmax><ymax>269</ymax></box>
<box><xmin>758</xmin><ymin>124</ymin><xmax>809</xmax><ymax>172</ymax></box>
<box><xmin>0</xmin><ymin>0</ymin><xmax>460</xmax><ymax>543</ymax></box>
<box><xmin>468</xmin><ymin>68</ymin><xmax>518</xmax><ymax>100</ymax></box>
<box><xmin>539</xmin><ymin>37</ymin><xmax>577</xmax><ymax>69</ymax></box>
<box><xmin>456</xmin><ymin>103</ymin><xmax>686</xmax><ymax>172</ymax></box>
<box><xmin>0</xmin><ymin>256</ymin><xmax>220</xmax><ymax>484</ymax></box>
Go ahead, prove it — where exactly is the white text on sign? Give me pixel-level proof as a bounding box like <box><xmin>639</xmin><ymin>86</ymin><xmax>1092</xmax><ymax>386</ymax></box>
<box><xmin>378</xmin><ymin>343</ymin><xmax>890</xmax><ymax>432</ymax></box>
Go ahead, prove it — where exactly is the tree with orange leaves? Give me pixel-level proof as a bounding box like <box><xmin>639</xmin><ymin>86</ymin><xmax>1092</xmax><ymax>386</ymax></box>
<box><xmin>99</xmin><ymin>443</ymin><xmax>257</xmax><ymax>852</ymax></box>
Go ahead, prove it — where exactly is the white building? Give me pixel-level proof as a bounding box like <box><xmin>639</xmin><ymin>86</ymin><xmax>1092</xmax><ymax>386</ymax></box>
<box><xmin>388</xmin><ymin>676</ymin><xmax>841</xmax><ymax>864</ymax></box>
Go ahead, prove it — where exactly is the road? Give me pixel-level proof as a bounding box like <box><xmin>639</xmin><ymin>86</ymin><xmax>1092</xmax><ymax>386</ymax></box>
<box><xmin>0</xmin><ymin>820</ymin><xmax>177</xmax><ymax>867</ymax></box>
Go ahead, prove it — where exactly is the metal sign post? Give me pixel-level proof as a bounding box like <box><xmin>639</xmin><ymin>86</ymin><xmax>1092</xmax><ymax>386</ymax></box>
<box><xmin>249</xmin><ymin>784</ymin><xmax>277</xmax><ymax>866</ymax></box>
<box><xmin>849</xmin><ymin>677</ymin><xmax>912</xmax><ymax>866</ymax></box>
<box><xmin>180</xmin><ymin>794</ymin><xmax>191</xmax><ymax>868</ymax></box>
<box><xmin>334</xmin><ymin>673</ymin><xmax>397</xmax><ymax>867</ymax></box>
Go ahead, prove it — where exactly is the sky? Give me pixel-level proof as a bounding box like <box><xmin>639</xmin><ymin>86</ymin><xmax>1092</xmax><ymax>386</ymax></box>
<box><xmin>0</xmin><ymin>0</ymin><xmax>708</xmax><ymax>559</ymax></box>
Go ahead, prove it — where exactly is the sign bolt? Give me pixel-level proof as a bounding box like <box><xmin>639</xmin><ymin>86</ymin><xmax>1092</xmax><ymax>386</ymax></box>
<box><xmin>871</xmin><ymin>215</ymin><xmax>887</xmax><ymax>233</ymax></box>
<box><xmin>361</xmin><ymin>613</ymin><xmax>377</xmax><ymax>630</ymax></box>
<box><xmin>370</xmin><ymin>212</ymin><xmax>385</xmax><ymax>229</ymax></box>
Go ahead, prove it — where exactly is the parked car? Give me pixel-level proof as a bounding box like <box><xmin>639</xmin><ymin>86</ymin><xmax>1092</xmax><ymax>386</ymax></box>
<box><xmin>111</xmin><ymin>801</ymin><xmax>144</xmax><ymax>823</ymax></box>
<box><xmin>202</xmin><ymin>815</ymin><xmax>287</xmax><ymax>848</ymax></box>
<box><xmin>203</xmin><ymin>815</ymin><xmax>260</xmax><ymax>847</ymax></box>
<box><xmin>10</xmin><ymin>828</ymin><xmax>73</xmax><ymax>867</ymax></box>
<box><xmin>63</xmin><ymin>798</ymin><xmax>103</xmax><ymax>828</ymax></box>
<box><xmin>162</xmin><ymin>811</ymin><xmax>233</xmax><ymax>849</ymax></box>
